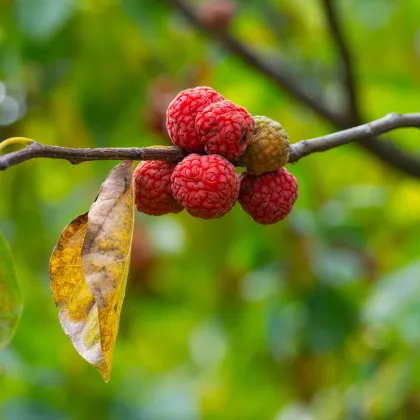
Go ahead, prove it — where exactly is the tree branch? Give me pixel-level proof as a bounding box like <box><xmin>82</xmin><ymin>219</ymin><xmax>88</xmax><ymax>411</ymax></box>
<box><xmin>321</xmin><ymin>0</ymin><xmax>359</xmax><ymax>119</ymax></box>
<box><xmin>1</xmin><ymin>113</ymin><xmax>419</xmax><ymax>172</ymax></box>
<box><xmin>167</xmin><ymin>0</ymin><xmax>420</xmax><ymax>177</ymax></box>
<box><xmin>288</xmin><ymin>113</ymin><xmax>420</xmax><ymax>164</ymax></box>
<box><xmin>0</xmin><ymin>143</ymin><xmax>187</xmax><ymax>171</ymax></box>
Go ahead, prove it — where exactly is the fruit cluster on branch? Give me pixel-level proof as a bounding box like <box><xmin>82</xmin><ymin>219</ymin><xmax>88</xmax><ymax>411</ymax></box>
<box><xmin>133</xmin><ymin>86</ymin><xmax>298</xmax><ymax>224</ymax></box>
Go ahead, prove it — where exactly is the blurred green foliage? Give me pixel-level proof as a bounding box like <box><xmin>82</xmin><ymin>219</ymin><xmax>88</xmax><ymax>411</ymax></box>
<box><xmin>0</xmin><ymin>230</ymin><xmax>23</xmax><ymax>350</ymax></box>
<box><xmin>1</xmin><ymin>0</ymin><xmax>420</xmax><ymax>419</ymax></box>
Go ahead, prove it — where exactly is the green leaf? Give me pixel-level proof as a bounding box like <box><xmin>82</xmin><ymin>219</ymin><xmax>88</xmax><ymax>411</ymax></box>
<box><xmin>303</xmin><ymin>284</ymin><xmax>357</xmax><ymax>352</ymax></box>
<box><xmin>0</xmin><ymin>231</ymin><xmax>23</xmax><ymax>350</ymax></box>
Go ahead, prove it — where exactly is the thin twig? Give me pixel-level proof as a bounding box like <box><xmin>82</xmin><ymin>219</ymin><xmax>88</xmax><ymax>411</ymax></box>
<box><xmin>288</xmin><ymin>113</ymin><xmax>420</xmax><ymax>164</ymax></box>
<box><xmin>1</xmin><ymin>113</ymin><xmax>419</xmax><ymax>172</ymax></box>
<box><xmin>0</xmin><ymin>143</ymin><xmax>187</xmax><ymax>171</ymax></box>
<box><xmin>321</xmin><ymin>0</ymin><xmax>359</xmax><ymax>119</ymax></box>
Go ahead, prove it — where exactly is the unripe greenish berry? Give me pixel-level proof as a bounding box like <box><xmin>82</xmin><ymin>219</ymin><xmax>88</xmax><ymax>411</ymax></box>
<box><xmin>239</xmin><ymin>116</ymin><xmax>289</xmax><ymax>175</ymax></box>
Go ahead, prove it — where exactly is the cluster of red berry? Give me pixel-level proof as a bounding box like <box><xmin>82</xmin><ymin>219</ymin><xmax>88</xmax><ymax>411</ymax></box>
<box><xmin>133</xmin><ymin>86</ymin><xmax>298</xmax><ymax>224</ymax></box>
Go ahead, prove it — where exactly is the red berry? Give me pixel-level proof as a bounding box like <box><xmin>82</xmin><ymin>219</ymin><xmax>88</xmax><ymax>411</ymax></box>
<box><xmin>239</xmin><ymin>168</ymin><xmax>298</xmax><ymax>224</ymax></box>
<box><xmin>171</xmin><ymin>154</ymin><xmax>240</xmax><ymax>219</ymax></box>
<box><xmin>196</xmin><ymin>100</ymin><xmax>254</xmax><ymax>159</ymax></box>
<box><xmin>134</xmin><ymin>160</ymin><xmax>184</xmax><ymax>216</ymax></box>
<box><xmin>166</xmin><ymin>86</ymin><xmax>225</xmax><ymax>153</ymax></box>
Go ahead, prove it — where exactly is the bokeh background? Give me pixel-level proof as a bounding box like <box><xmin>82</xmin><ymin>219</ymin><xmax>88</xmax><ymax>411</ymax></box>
<box><xmin>1</xmin><ymin>0</ymin><xmax>420</xmax><ymax>419</ymax></box>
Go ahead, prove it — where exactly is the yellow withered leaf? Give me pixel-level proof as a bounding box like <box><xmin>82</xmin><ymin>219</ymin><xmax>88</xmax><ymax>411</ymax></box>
<box><xmin>82</xmin><ymin>160</ymin><xmax>134</xmax><ymax>381</ymax></box>
<box><xmin>50</xmin><ymin>213</ymin><xmax>107</xmax><ymax>375</ymax></box>
<box><xmin>50</xmin><ymin>161</ymin><xmax>134</xmax><ymax>382</ymax></box>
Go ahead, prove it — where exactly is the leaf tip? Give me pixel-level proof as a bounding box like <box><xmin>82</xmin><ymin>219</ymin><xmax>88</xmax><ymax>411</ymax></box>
<box><xmin>100</xmin><ymin>370</ymin><xmax>111</xmax><ymax>383</ymax></box>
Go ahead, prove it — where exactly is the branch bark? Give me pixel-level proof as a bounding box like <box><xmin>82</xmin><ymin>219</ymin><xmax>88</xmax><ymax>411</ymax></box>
<box><xmin>0</xmin><ymin>143</ymin><xmax>187</xmax><ymax>171</ymax></box>
<box><xmin>1</xmin><ymin>113</ymin><xmax>419</xmax><ymax>171</ymax></box>
<box><xmin>288</xmin><ymin>113</ymin><xmax>420</xmax><ymax>164</ymax></box>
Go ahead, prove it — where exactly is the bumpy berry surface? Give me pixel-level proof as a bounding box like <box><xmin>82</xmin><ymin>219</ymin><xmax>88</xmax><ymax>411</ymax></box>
<box><xmin>239</xmin><ymin>115</ymin><xmax>289</xmax><ymax>175</ymax></box>
<box><xmin>134</xmin><ymin>160</ymin><xmax>184</xmax><ymax>216</ymax></box>
<box><xmin>166</xmin><ymin>86</ymin><xmax>225</xmax><ymax>153</ymax></box>
<box><xmin>239</xmin><ymin>168</ymin><xmax>298</xmax><ymax>224</ymax></box>
<box><xmin>196</xmin><ymin>100</ymin><xmax>254</xmax><ymax>159</ymax></box>
<box><xmin>171</xmin><ymin>154</ymin><xmax>240</xmax><ymax>219</ymax></box>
